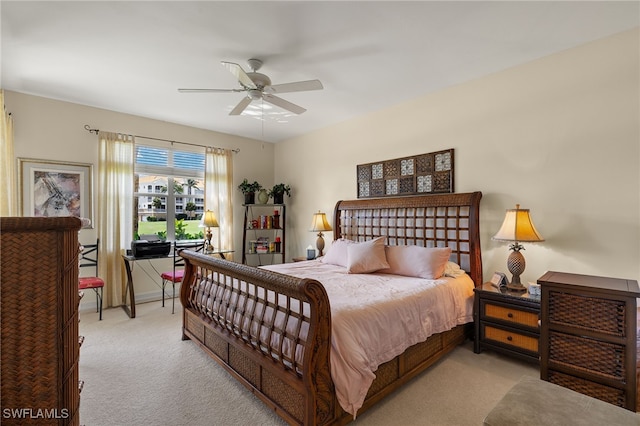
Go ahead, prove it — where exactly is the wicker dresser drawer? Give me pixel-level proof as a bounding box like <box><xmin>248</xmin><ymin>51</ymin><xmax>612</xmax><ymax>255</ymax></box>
<box><xmin>548</xmin><ymin>331</ymin><xmax>626</xmax><ymax>381</ymax></box>
<box><xmin>547</xmin><ymin>370</ymin><xmax>626</xmax><ymax>408</ymax></box>
<box><xmin>474</xmin><ymin>283</ymin><xmax>540</xmax><ymax>364</ymax></box>
<box><xmin>548</xmin><ymin>290</ymin><xmax>626</xmax><ymax>337</ymax></box>
<box><xmin>539</xmin><ymin>271</ymin><xmax>640</xmax><ymax>411</ymax></box>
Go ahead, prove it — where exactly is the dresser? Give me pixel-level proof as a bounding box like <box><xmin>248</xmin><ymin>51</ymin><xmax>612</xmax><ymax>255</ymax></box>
<box><xmin>1</xmin><ymin>217</ymin><xmax>83</xmax><ymax>425</ymax></box>
<box><xmin>538</xmin><ymin>271</ymin><xmax>639</xmax><ymax>411</ymax></box>
<box><xmin>474</xmin><ymin>282</ymin><xmax>541</xmax><ymax>364</ymax></box>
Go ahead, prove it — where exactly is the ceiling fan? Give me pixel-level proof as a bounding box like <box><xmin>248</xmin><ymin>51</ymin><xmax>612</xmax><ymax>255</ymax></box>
<box><xmin>178</xmin><ymin>58</ymin><xmax>323</xmax><ymax>116</ymax></box>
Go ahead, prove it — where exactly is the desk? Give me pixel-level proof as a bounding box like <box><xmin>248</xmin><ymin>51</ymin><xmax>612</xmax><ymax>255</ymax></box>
<box><xmin>121</xmin><ymin>249</ymin><xmax>232</xmax><ymax>318</ymax></box>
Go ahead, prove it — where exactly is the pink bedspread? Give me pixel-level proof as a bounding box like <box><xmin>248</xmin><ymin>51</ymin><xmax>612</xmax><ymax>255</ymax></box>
<box><xmin>262</xmin><ymin>259</ymin><xmax>475</xmax><ymax>416</ymax></box>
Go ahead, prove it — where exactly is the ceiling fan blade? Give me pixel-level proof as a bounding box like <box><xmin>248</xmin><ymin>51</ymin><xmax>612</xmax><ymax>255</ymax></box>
<box><xmin>263</xmin><ymin>93</ymin><xmax>307</xmax><ymax>114</ymax></box>
<box><xmin>266</xmin><ymin>79</ymin><xmax>323</xmax><ymax>94</ymax></box>
<box><xmin>221</xmin><ymin>61</ymin><xmax>257</xmax><ymax>90</ymax></box>
<box><xmin>229</xmin><ymin>96</ymin><xmax>252</xmax><ymax>116</ymax></box>
<box><xmin>178</xmin><ymin>88</ymin><xmax>243</xmax><ymax>93</ymax></box>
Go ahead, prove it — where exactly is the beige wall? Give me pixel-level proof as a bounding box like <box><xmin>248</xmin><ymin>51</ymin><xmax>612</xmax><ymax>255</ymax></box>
<box><xmin>5</xmin><ymin>91</ymin><xmax>274</xmax><ymax>309</ymax></box>
<box><xmin>275</xmin><ymin>28</ymin><xmax>640</xmax><ymax>284</ymax></box>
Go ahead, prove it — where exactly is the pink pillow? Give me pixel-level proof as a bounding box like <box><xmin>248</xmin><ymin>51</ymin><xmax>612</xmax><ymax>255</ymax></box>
<box><xmin>381</xmin><ymin>245</ymin><xmax>452</xmax><ymax>279</ymax></box>
<box><xmin>346</xmin><ymin>237</ymin><xmax>390</xmax><ymax>274</ymax></box>
<box><xmin>321</xmin><ymin>239</ymin><xmax>354</xmax><ymax>267</ymax></box>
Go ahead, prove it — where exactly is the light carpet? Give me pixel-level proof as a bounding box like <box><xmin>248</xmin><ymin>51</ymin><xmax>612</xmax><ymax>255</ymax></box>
<box><xmin>79</xmin><ymin>301</ymin><xmax>537</xmax><ymax>425</ymax></box>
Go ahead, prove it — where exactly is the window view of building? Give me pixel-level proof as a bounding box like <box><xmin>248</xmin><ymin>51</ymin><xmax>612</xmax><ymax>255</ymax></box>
<box><xmin>134</xmin><ymin>145</ymin><xmax>205</xmax><ymax>241</ymax></box>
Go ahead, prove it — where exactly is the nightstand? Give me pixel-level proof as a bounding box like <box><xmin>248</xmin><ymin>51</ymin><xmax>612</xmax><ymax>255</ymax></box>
<box><xmin>474</xmin><ymin>282</ymin><xmax>541</xmax><ymax>364</ymax></box>
<box><xmin>292</xmin><ymin>256</ymin><xmax>314</xmax><ymax>262</ymax></box>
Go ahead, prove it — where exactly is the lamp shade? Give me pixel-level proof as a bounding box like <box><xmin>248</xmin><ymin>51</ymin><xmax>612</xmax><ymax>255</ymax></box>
<box><xmin>492</xmin><ymin>204</ymin><xmax>544</xmax><ymax>243</ymax></box>
<box><xmin>201</xmin><ymin>210</ymin><xmax>219</xmax><ymax>228</ymax></box>
<box><xmin>310</xmin><ymin>211</ymin><xmax>332</xmax><ymax>232</ymax></box>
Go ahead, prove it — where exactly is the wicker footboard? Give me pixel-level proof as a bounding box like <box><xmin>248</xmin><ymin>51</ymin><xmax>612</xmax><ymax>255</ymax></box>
<box><xmin>179</xmin><ymin>250</ymin><xmax>471</xmax><ymax>425</ymax></box>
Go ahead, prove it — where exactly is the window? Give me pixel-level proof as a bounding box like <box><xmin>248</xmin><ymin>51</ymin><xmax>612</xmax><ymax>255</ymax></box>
<box><xmin>134</xmin><ymin>145</ymin><xmax>205</xmax><ymax>241</ymax></box>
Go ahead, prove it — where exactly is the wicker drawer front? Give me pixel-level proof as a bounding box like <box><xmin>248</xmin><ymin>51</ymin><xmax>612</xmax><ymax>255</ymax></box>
<box><xmin>484</xmin><ymin>303</ymin><xmax>538</xmax><ymax>328</ymax></box>
<box><xmin>548</xmin><ymin>370</ymin><xmax>626</xmax><ymax>408</ymax></box>
<box><xmin>548</xmin><ymin>291</ymin><xmax>626</xmax><ymax>337</ymax></box>
<box><xmin>484</xmin><ymin>325</ymin><xmax>538</xmax><ymax>353</ymax></box>
<box><xmin>186</xmin><ymin>310</ymin><xmax>205</xmax><ymax>343</ymax></box>
<box><xmin>549</xmin><ymin>332</ymin><xmax>625</xmax><ymax>380</ymax></box>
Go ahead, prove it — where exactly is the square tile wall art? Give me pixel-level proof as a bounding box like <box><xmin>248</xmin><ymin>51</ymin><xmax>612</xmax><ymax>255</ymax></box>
<box><xmin>357</xmin><ymin>149</ymin><xmax>454</xmax><ymax>198</ymax></box>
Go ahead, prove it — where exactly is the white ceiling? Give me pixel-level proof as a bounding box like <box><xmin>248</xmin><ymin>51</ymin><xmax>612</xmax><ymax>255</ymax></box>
<box><xmin>2</xmin><ymin>1</ymin><xmax>638</xmax><ymax>143</ymax></box>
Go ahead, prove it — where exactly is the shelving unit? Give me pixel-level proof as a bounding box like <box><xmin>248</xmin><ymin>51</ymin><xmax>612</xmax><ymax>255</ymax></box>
<box><xmin>242</xmin><ymin>204</ymin><xmax>286</xmax><ymax>266</ymax></box>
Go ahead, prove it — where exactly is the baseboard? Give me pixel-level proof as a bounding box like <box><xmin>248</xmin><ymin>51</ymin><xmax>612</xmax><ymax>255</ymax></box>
<box><xmin>78</xmin><ymin>288</ymin><xmax>178</xmax><ymax>313</ymax></box>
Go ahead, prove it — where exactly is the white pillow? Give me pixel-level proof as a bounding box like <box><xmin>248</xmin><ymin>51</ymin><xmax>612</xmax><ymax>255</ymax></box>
<box><xmin>346</xmin><ymin>237</ymin><xmax>390</xmax><ymax>274</ymax></box>
<box><xmin>381</xmin><ymin>245</ymin><xmax>452</xmax><ymax>279</ymax></box>
<box><xmin>321</xmin><ymin>239</ymin><xmax>354</xmax><ymax>267</ymax></box>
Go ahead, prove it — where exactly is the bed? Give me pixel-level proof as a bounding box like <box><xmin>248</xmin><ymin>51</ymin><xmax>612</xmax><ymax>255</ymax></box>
<box><xmin>179</xmin><ymin>191</ymin><xmax>483</xmax><ymax>425</ymax></box>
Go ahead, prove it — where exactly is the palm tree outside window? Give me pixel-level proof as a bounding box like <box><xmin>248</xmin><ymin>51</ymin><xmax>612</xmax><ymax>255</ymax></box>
<box><xmin>134</xmin><ymin>145</ymin><xmax>206</xmax><ymax>241</ymax></box>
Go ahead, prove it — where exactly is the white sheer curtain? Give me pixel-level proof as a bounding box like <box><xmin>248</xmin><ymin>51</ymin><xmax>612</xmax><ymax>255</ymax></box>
<box><xmin>0</xmin><ymin>90</ymin><xmax>16</xmax><ymax>216</ymax></box>
<box><xmin>205</xmin><ymin>148</ymin><xmax>233</xmax><ymax>258</ymax></box>
<box><xmin>98</xmin><ymin>131</ymin><xmax>134</xmax><ymax>308</ymax></box>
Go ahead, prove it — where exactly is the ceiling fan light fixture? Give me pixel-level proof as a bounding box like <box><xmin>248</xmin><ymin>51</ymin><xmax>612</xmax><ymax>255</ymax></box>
<box><xmin>179</xmin><ymin>58</ymin><xmax>323</xmax><ymax>116</ymax></box>
<box><xmin>248</xmin><ymin>89</ymin><xmax>262</xmax><ymax>100</ymax></box>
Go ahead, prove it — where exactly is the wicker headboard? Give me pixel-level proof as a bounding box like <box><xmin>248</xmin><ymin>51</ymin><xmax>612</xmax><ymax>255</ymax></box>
<box><xmin>333</xmin><ymin>191</ymin><xmax>483</xmax><ymax>287</ymax></box>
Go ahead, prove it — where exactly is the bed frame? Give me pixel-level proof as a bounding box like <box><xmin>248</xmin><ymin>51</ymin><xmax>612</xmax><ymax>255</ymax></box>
<box><xmin>179</xmin><ymin>191</ymin><xmax>483</xmax><ymax>425</ymax></box>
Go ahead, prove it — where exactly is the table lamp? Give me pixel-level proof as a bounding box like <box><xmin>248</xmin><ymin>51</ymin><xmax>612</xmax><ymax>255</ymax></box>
<box><xmin>201</xmin><ymin>210</ymin><xmax>219</xmax><ymax>253</ymax></box>
<box><xmin>310</xmin><ymin>211</ymin><xmax>332</xmax><ymax>257</ymax></box>
<box><xmin>492</xmin><ymin>204</ymin><xmax>544</xmax><ymax>292</ymax></box>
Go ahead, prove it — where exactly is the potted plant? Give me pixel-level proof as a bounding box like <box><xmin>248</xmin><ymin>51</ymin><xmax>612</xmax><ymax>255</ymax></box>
<box><xmin>268</xmin><ymin>183</ymin><xmax>291</xmax><ymax>204</ymax></box>
<box><xmin>238</xmin><ymin>179</ymin><xmax>262</xmax><ymax>204</ymax></box>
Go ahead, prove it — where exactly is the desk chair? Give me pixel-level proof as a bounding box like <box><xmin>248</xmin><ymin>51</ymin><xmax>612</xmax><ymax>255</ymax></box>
<box><xmin>160</xmin><ymin>241</ymin><xmax>204</xmax><ymax>314</ymax></box>
<box><xmin>79</xmin><ymin>239</ymin><xmax>104</xmax><ymax>320</ymax></box>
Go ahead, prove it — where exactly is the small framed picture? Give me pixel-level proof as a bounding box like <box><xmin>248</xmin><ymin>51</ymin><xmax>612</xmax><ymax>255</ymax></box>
<box><xmin>490</xmin><ymin>272</ymin><xmax>508</xmax><ymax>289</ymax></box>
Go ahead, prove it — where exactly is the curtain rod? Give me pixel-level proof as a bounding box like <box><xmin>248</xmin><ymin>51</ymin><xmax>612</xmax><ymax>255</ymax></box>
<box><xmin>83</xmin><ymin>125</ymin><xmax>240</xmax><ymax>153</ymax></box>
